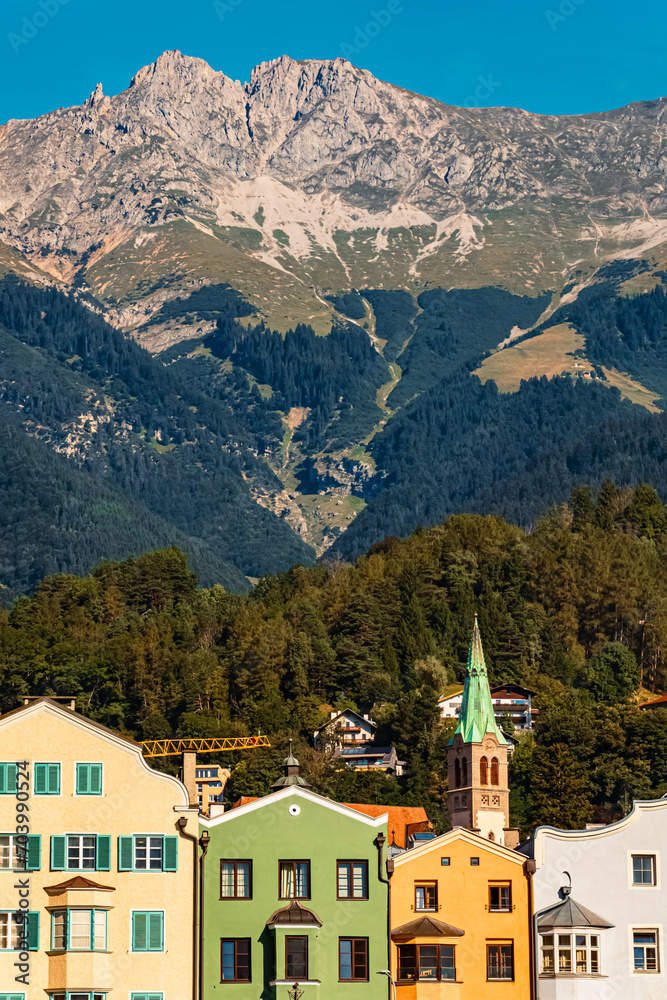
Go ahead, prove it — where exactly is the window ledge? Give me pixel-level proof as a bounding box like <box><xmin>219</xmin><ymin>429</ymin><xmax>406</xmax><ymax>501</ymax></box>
<box><xmin>539</xmin><ymin>973</ymin><xmax>607</xmax><ymax>980</ymax></box>
<box><xmin>270</xmin><ymin>981</ymin><xmax>321</xmax><ymax>987</ymax></box>
<box><xmin>46</xmin><ymin>950</ymin><xmax>112</xmax><ymax>956</ymax></box>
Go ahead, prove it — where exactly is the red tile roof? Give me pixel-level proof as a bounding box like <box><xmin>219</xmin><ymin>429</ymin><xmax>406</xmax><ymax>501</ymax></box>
<box><xmin>640</xmin><ymin>695</ymin><xmax>667</xmax><ymax>709</ymax></box>
<box><xmin>344</xmin><ymin>804</ymin><xmax>431</xmax><ymax>848</ymax></box>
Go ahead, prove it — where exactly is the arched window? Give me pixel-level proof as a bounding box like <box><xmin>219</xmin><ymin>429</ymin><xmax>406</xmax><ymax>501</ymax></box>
<box><xmin>454</xmin><ymin>759</ymin><xmax>461</xmax><ymax>788</ymax></box>
<box><xmin>480</xmin><ymin>757</ymin><xmax>489</xmax><ymax>785</ymax></box>
<box><xmin>491</xmin><ymin>757</ymin><xmax>499</xmax><ymax>785</ymax></box>
<box><xmin>488</xmin><ymin>831</ymin><xmax>495</xmax><ymax>842</ymax></box>
<box><xmin>462</xmin><ymin>757</ymin><xmax>468</xmax><ymax>787</ymax></box>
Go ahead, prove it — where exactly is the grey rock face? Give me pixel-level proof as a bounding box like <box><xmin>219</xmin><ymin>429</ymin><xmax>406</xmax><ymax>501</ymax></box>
<box><xmin>0</xmin><ymin>50</ymin><xmax>666</xmax><ymax>282</ymax></box>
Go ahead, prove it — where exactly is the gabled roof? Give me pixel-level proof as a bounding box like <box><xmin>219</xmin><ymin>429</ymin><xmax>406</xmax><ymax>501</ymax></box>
<box><xmin>0</xmin><ymin>697</ymin><xmax>191</xmax><ymax>806</ymax></box>
<box><xmin>449</xmin><ymin>619</ymin><xmax>506</xmax><ymax>746</ymax></box>
<box><xmin>538</xmin><ymin>895</ymin><xmax>614</xmax><ymax>930</ymax></box>
<box><xmin>393</xmin><ymin>825</ymin><xmax>529</xmax><ymax>868</ymax></box>
<box><xmin>345</xmin><ymin>804</ymin><xmax>430</xmax><ymax>849</ymax></box>
<box><xmin>267</xmin><ymin>900</ymin><xmax>322</xmax><ymax>927</ymax></box>
<box><xmin>391</xmin><ymin>915</ymin><xmax>465</xmax><ymax>939</ymax></box>
<box><xmin>201</xmin><ymin>785</ymin><xmax>388</xmax><ymax>829</ymax></box>
<box><xmin>438</xmin><ymin>688</ymin><xmax>464</xmax><ymax>704</ymax></box>
<box><xmin>321</xmin><ymin>709</ymin><xmax>377</xmax><ymax>730</ymax></box>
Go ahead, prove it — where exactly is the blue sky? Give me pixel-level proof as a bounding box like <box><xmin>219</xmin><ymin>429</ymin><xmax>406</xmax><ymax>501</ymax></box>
<box><xmin>1</xmin><ymin>0</ymin><xmax>665</xmax><ymax>124</ymax></box>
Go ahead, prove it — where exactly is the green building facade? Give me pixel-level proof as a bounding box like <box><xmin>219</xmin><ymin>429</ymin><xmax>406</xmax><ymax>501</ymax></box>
<box><xmin>200</xmin><ymin>784</ymin><xmax>389</xmax><ymax>1000</ymax></box>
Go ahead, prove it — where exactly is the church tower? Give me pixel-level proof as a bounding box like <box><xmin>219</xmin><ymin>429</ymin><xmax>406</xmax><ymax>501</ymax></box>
<box><xmin>447</xmin><ymin>618</ymin><xmax>518</xmax><ymax>847</ymax></box>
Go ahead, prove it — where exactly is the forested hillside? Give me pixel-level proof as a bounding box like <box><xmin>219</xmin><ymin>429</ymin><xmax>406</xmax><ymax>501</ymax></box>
<box><xmin>2</xmin><ymin>482</ymin><xmax>667</xmax><ymax>837</ymax></box>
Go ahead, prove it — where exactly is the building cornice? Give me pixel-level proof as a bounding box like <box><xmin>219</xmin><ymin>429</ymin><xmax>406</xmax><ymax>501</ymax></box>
<box><xmin>200</xmin><ymin>785</ymin><xmax>389</xmax><ymax>829</ymax></box>
<box><xmin>532</xmin><ymin>798</ymin><xmax>667</xmax><ymax>866</ymax></box>
<box><xmin>393</xmin><ymin>826</ymin><xmax>527</xmax><ymax>867</ymax></box>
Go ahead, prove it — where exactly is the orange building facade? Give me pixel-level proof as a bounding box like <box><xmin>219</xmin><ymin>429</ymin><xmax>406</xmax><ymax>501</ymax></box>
<box><xmin>390</xmin><ymin>827</ymin><xmax>533</xmax><ymax>999</ymax></box>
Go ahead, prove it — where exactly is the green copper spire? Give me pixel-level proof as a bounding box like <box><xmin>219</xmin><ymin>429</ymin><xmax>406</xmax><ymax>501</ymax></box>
<box><xmin>451</xmin><ymin>617</ymin><xmax>507</xmax><ymax>745</ymax></box>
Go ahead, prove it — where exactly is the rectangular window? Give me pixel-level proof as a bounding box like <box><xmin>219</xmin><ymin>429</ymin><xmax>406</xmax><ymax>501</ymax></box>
<box><xmin>48</xmin><ymin>994</ymin><xmax>106</xmax><ymax>1000</ymax></box>
<box><xmin>0</xmin><ymin>764</ymin><xmax>18</xmax><ymax>795</ymax></box>
<box><xmin>285</xmin><ymin>936</ymin><xmax>308</xmax><ymax>980</ymax></box>
<box><xmin>339</xmin><ymin>938</ymin><xmax>368</xmax><ymax>981</ymax></box>
<box><xmin>220</xmin><ymin>860</ymin><xmax>252</xmax><ymax>899</ymax></box>
<box><xmin>131</xmin><ymin>995</ymin><xmax>163</xmax><ymax>1000</ymax></box>
<box><xmin>118</xmin><ymin>836</ymin><xmax>177</xmax><ymax>872</ymax></box>
<box><xmin>415</xmin><ymin>884</ymin><xmax>438</xmax><ymax>911</ymax></box>
<box><xmin>67</xmin><ymin>836</ymin><xmax>97</xmax><ymax>870</ymax></box>
<box><xmin>75</xmin><ymin>764</ymin><xmax>103</xmax><ymax>796</ymax></box>
<box><xmin>135</xmin><ymin>836</ymin><xmax>163</xmax><ymax>871</ymax></box>
<box><xmin>441</xmin><ymin>857</ymin><xmax>450</xmax><ymax>866</ymax></box>
<box><xmin>489</xmin><ymin>883</ymin><xmax>512</xmax><ymax>911</ymax></box>
<box><xmin>337</xmin><ymin>861</ymin><xmax>368</xmax><ymax>899</ymax></box>
<box><xmin>131</xmin><ymin>912</ymin><xmax>164</xmax><ymax>952</ymax></box>
<box><xmin>221</xmin><ymin>938</ymin><xmax>251</xmax><ymax>982</ymax></box>
<box><xmin>51</xmin><ymin>910</ymin><xmax>106</xmax><ymax>951</ymax></box>
<box><xmin>0</xmin><ymin>994</ymin><xmax>25</xmax><ymax>1000</ymax></box>
<box><xmin>470</xmin><ymin>857</ymin><xmax>480</xmax><ymax>866</ymax></box>
<box><xmin>540</xmin><ymin>934</ymin><xmax>554</xmax><ymax>974</ymax></box>
<box><xmin>0</xmin><ymin>912</ymin><xmax>38</xmax><ymax>950</ymax></box>
<box><xmin>487</xmin><ymin>943</ymin><xmax>514</xmax><ymax>981</ymax></box>
<box><xmin>558</xmin><ymin>934</ymin><xmax>572</xmax><ymax>973</ymax></box>
<box><xmin>634</xmin><ymin>930</ymin><xmax>659</xmax><ymax>972</ymax></box>
<box><xmin>279</xmin><ymin>861</ymin><xmax>310</xmax><ymax>899</ymax></box>
<box><xmin>0</xmin><ymin>835</ymin><xmax>32</xmax><ymax>870</ymax></box>
<box><xmin>34</xmin><ymin>763</ymin><xmax>60</xmax><ymax>795</ymax></box>
<box><xmin>397</xmin><ymin>944</ymin><xmax>455</xmax><ymax>982</ymax></box>
<box><xmin>632</xmin><ymin>855</ymin><xmax>656</xmax><ymax>886</ymax></box>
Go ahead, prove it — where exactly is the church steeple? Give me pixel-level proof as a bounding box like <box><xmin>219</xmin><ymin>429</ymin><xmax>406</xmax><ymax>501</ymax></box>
<box><xmin>453</xmin><ymin>616</ymin><xmax>507</xmax><ymax>746</ymax></box>
<box><xmin>446</xmin><ymin>618</ymin><xmax>518</xmax><ymax>848</ymax></box>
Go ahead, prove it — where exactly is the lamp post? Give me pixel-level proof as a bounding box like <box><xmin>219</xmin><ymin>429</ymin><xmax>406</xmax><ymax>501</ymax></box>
<box><xmin>376</xmin><ymin>969</ymin><xmax>397</xmax><ymax>1000</ymax></box>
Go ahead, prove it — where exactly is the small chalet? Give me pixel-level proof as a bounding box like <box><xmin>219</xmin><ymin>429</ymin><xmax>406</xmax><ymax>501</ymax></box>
<box><xmin>639</xmin><ymin>694</ymin><xmax>667</xmax><ymax>711</ymax></box>
<box><xmin>314</xmin><ymin>707</ymin><xmax>377</xmax><ymax>749</ymax></box>
<box><xmin>333</xmin><ymin>744</ymin><xmax>406</xmax><ymax>776</ymax></box>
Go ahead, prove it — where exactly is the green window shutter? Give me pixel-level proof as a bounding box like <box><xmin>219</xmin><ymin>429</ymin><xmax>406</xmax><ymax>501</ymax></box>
<box><xmin>47</xmin><ymin>763</ymin><xmax>60</xmax><ymax>795</ymax></box>
<box><xmin>96</xmin><ymin>835</ymin><xmax>111</xmax><ymax>871</ymax></box>
<box><xmin>76</xmin><ymin>763</ymin><xmax>103</xmax><ymax>795</ymax></box>
<box><xmin>89</xmin><ymin>763</ymin><xmax>103</xmax><ymax>794</ymax></box>
<box><xmin>50</xmin><ymin>835</ymin><xmax>66</xmax><ymax>871</ymax></box>
<box><xmin>0</xmin><ymin>993</ymin><xmax>26</xmax><ymax>1000</ymax></box>
<box><xmin>34</xmin><ymin>763</ymin><xmax>47</xmax><ymax>795</ymax></box>
<box><xmin>76</xmin><ymin>763</ymin><xmax>89</xmax><ymax>794</ymax></box>
<box><xmin>0</xmin><ymin>764</ymin><xmax>17</xmax><ymax>794</ymax></box>
<box><xmin>35</xmin><ymin>764</ymin><xmax>60</xmax><ymax>795</ymax></box>
<box><xmin>26</xmin><ymin>911</ymin><xmax>39</xmax><ymax>950</ymax></box>
<box><xmin>118</xmin><ymin>836</ymin><xmax>134</xmax><ymax>871</ymax></box>
<box><xmin>163</xmin><ymin>836</ymin><xmax>178</xmax><ymax>872</ymax></box>
<box><xmin>25</xmin><ymin>835</ymin><xmax>41</xmax><ymax>871</ymax></box>
<box><xmin>148</xmin><ymin>912</ymin><xmax>164</xmax><ymax>951</ymax></box>
<box><xmin>132</xmin><ymin>912</ymin><xmax>147</xmax><ymax>950</ymax></box>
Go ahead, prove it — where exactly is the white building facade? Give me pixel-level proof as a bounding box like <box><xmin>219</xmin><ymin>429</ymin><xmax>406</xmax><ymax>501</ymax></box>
<box><xmin>531</xmin><ymin>799</ymin><xmax>667</xmax><ymax>1000</ymax></box>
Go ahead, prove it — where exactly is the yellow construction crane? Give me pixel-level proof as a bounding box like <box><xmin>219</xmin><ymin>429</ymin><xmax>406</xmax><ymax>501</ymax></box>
<box><xmin>141</xmin><ymin>735</ymin><xmax>271</xmax><ymax>758</ymax></box>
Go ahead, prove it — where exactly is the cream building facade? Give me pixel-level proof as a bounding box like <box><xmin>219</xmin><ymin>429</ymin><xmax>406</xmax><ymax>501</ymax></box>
<box><xmin>0</xmin><ymin>698</ymin><xmax>198</xmax><ymax>1000</ymax></box>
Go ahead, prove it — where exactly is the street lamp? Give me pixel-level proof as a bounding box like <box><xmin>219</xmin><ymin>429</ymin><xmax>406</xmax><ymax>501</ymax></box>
<box><xmin>376</xmin><ymin>969</ymin><xmax>397</xmax><ymax>1000</ymax></box>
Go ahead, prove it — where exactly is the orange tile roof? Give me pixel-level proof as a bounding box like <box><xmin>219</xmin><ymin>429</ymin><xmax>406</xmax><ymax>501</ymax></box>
<box><xmin>231</xmin><ymin>796</ymin><xmax>259</xmax><ymax>808</ymax></box>
<box><xmin>344</xmin><ymin>804</ymin><xmax>431</xmax><ymax>848</ymax></box>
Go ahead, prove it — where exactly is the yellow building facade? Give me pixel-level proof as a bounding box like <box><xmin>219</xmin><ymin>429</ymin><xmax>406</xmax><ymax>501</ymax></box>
<box><xmin>390</xmin><ymin>828</ymin><xmax>533</xmax><ymax>999</ymax></box>
<box><xmin>0</xmin><ymin>698</ymin><xmax>198</xmax><ymax>1000</ymax></box>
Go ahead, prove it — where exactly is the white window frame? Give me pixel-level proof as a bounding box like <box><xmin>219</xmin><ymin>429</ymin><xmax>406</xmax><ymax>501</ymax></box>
<box><xmin>66</xmin><ymin>835</ymin><xmax>97</xmax><ymax>871</ymax></box>
<box><xmin>133</xmin><ymin>836</ymin><xmax>164</xmax><ymax>871</ymax></box>
<box><xmin>539</xmin><ymin>930</ymin><xmax>602</xmax><ymax>976</ymax></box>
<box><xmin>628</xmin><ymin>850</ymin><xmax>660</xmax><ymax>889</ymax></box>
<box><xmin>629</xmin><ymin>924</ymin><xmax>664</xmax><ymax>976</ymax></box>
<box><xmin>0</xmin><ymin>911</ymin><xmax>23</xmax><ymax>949</ymax></box>
<box><xmin>0</xmin><ymin>834</ymin><xmax>26</xmax><ymax>870</ymax></box>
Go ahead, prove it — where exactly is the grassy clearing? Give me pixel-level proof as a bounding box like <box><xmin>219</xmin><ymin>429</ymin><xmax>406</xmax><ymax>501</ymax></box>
<box><xmin>618</xmin><ymin>273</ymin><xmax>664</xmax><ymax>297</ymax></box>
<box><xmin>475</xmin><ymin>323</ymin><xmax>587</xmax><ymax>392</ymax></box>
<box><xmin>295</xmin><ymin>492</ymin><xmax>367</xmax><ymax>555</ymax></box>
<box><xmin>600</xmin><ymin>368</ymin><xmax>663</xmax><ymax>412</ymax></box>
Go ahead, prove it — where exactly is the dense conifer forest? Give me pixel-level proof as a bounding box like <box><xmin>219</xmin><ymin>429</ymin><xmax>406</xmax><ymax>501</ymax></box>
<box><xmin>3</xmin><ymin>483</ymin><xmax>667</xmax><ymax>838</ymax></box>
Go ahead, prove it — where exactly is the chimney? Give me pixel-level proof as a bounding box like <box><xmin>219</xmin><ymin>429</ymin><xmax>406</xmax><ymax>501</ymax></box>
<box><xmin>181</xmin><ymin>752</ymin><xmax>198</xmax><ymax>808</ymax></box>
<box><xmin>209</xmin><ymin>803</ymin><xmax>225</xmax><ymax>819</ymax></box>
